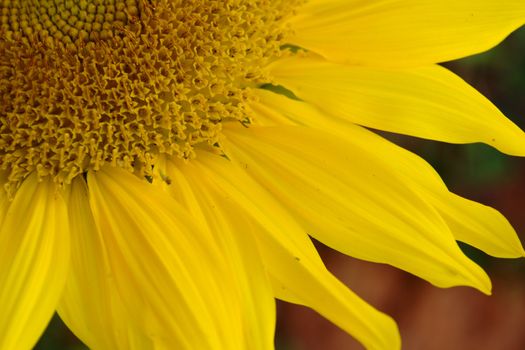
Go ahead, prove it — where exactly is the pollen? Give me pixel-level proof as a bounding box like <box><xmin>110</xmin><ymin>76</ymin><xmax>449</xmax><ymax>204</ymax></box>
<box><xmin>0</xmin><ymin>0</ymin><xmax>299</xmax><ymax>194</ymax></box>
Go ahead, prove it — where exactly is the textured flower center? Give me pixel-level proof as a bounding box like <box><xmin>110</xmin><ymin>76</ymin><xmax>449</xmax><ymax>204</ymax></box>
<box><xmin>0</xmin><ymin>0</ymin><xmax>140</xmax><ymax>45</ymax></box>
<box><xmin>0</xmin><ymin>0</ymin><xmax>298</xmax><ymax>194</ymax></box>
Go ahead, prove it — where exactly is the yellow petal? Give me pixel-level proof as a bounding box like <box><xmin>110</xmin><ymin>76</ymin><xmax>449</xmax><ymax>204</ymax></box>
<box><xmin>0</xmin><ymin>177</ymin><xmax>8</xmax><ymax>227</ymax></box>
<box><xmin>288</xmin><ymin>0</ymin><xmax>525</xmax><ymax>66</ymax></box>
<box><xmin>224</xmin><ymin>124</ymin><xmax>491</xmax><ymax>293</ymax></box>
<box><xmin>258</xmin><ymin>220</ymin><xmax>401</xmax><ymax>350</ymax></box>
<box><xmin>268</xmin><ymin>57</ymin><xmax>525</xmax><ymax>156</ymax></box>
<box><xmin>57</xmin><ymin>177</ymin><xmax>154</xmax><ymax>350</ymax></box>
<box><xmin>158</xmin><ymin>157</ymin><xmax>276</xmax><ymax>350</ymax></box>
<box><xmin>88</xmin><ymin>167</ymin><xmax>247</xmax><ymax>349</ymax></box>
<box><xmin>189</xmin><ymin>152</ymin><xmax>400</xmax><ymax>350</ymax></box>
<box><xmin>254</xmin><ymin>89</ymin><xmax>525</xmax><ymax>259</ymax></box>
<box><xmin>0</xmin><ymin>173</ymin><xmax>70</xmax><ymax>350</ymax></box>
<box><xmin>427</xmin><ymin>191</ymin><xmax>524</xmax><ymax>258</ymax></box>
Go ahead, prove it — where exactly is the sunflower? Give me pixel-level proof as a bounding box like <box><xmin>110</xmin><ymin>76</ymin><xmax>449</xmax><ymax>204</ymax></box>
<box><xmin>1</xmin><ymin>0</ymin><xmax>525</xmax><ymax>349</ymax></box>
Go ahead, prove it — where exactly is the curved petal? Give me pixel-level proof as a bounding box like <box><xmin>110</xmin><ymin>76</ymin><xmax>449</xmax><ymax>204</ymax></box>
<box><xmin>156</xmin><ymin>157</ymin><xmax>276</xmax><ymax>350</ymax></box>
<box><xmin>87</xmin><ymin>167</ymin><xmax>249</xmax><ymax>349</ymax></box>
<box><xmin>0</xmin><ymin>174</ymin><xmax>70</xmax><ymax>350</ymax></box>
<box><xmin>223</xmin><ymin>124</ymin><xmax>491</xmax><ymax>293</ymax></box>
<box><xmin>288</xmin><ymin>0</ymin><xmax>525</xmax><ymax>66</ymax></box>
<box><xmin>57</xmin><ymin>177</ymin><xmax>154</xmax><ymax>350</ymax></box>
<box><xmin>268</xmin><ymin>57</ymin><xmax>525</xmax><ymax>156</ymax></box>
<box><xmin>253</xmin><ymin>89</ymin><xmax>525</xmax><ymax>258</ymax></box>
<box><xmin>430</xmin><ymin>192</ymin><xmax>524</xmax><ymax>258</ymax></box>
<box><xmin>186</xmin><ymin>152</ymin><xmax>400</xmax><ymax>350</ymax></box>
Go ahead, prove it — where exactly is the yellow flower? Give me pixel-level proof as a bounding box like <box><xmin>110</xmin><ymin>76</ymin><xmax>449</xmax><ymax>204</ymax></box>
<box><xmin>1</xmin><ymin>1</ymin><xmax>525</xmax><ymax>349</ymax></box>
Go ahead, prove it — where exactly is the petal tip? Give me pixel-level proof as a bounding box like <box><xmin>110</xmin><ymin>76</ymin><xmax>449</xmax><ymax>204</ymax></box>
<box><xmin>471</xmin><ymin>270</ymin><xmax>492</xmax><ymax>296</ymax></box>
<box><xmin>382</xmin><ymin>316</ymin><xmax>401</xmax><ymax>350</ymax></box>
<box><xmin>445</xmin><ymin>258</ymin><xmax>493</xmax><ymax>296</ymax></box>
<box><xmin>488</xmin><ymin>124</ymin><xmax>525</xmax><ymax>156</ymax></box>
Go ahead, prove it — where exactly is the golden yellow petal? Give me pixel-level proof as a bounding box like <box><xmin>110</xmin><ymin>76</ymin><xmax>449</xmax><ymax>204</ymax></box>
<box><xmin>427</xmin><ymin>191</ymin><xmax>525</xmax><ymax>258</ymax></box>
<box><xmin>258</xmin><ymin>225</ymin><xmax>400</xmax><ymax>350</ymax></box>
<box><xmin>189</xmin><ymin>152</ymin><xmax>401</xmax><ymax>350</ymax></box>
<box><xmin>0</xmin><ymin>173</ymin><xmax>69</xmax><ymax>350</ymax></box>
<box><xmin>289</xmin><ymin>0</ymin><xmax>525</xmax><ymax>66</ymax></box>
<box><xmin>268</xmin><ymin>57</ymin><xmax>525</xmax><ymax>156</ymax></box>
<box><xmin>224</xmin><ymin>124</ymin><xmax>491</xmax><ymax>293</ymax></box>
<box><xmin>254</xmin><ymin>89</ymin><xmax>525</xmax><ymax>259</ymax></box>
<box><xmin>88</xmin><ymin>167</ymin><xmax>247</xmax><ymax>349</ymax></box>
<box><xmin>57</xmin><ymin>177</ymin><xmax>154</xmax><ymax>350</ymax></box>
<box><xmin>159</xmin><ymin>157</ymin><xmax>276</xmax><ymax>350</ymax></box>
<box><xmin>0</xmin><ymin>175</ymin><xmax>8</xmax><ymax>227</ymax></box>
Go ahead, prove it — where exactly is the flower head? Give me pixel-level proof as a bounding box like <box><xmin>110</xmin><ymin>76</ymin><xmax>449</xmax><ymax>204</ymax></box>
<box><xmin>1</xmin><ymin>1</ymin><xmax>525</xmax><ymax>349</ymax></box>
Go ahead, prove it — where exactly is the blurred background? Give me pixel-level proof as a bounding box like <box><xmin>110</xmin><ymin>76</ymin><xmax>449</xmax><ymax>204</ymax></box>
<box><xmin>36</xmin><ymin>27</ymin><xmax>525</xmax><ymax>349</ymax></box>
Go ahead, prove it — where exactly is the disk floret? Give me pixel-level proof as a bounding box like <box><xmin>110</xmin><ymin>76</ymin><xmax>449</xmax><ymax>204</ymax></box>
<box><xmin>0</xmin><ymin>0</ymin><xmax>298</xmax><ymax>194</ymax></box>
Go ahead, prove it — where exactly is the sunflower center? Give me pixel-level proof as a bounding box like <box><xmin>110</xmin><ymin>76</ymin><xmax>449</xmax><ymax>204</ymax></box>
<box><xmin>0</xmin><ymin>0</ymin><xmax>297</xmax><ymax>194</ymax></box>
<box><xmin>0</xmin><ymin>0</ymin><xmax>140</xmax><ymax>46</ymax></box>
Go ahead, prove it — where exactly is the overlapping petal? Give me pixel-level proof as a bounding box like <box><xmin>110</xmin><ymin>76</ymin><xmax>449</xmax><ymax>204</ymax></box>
<box><xmin>182</xmin><ymin>153</ymin><xmax>400</xmax><ymax>350</ymax></box>
<box><xmin>87</xmin><ymin>167</ymin><xmax>248</xmax><ymax>349</ymax></box>
<box><xmin>0</xmin><ymin>1</ymin><xmax>523</xmax><ymax>349</ymax></box>
<box><xmin>255</xmin><ymin>219</ymin><xmax>400</xmax><ymax>350</ymax></box>
<box><xmin>268</xmin><ymin>57</ymin><xmax>525</xmax><ymax>156</ymax></box>
<box><xmin>0</xmin><ymin>174</ymin><xmax>8</xmax><ymax>226</ymax></box>
<box><xmin>254</xmin><ymin>89</ymin><xmax>525</xmax><ymax>259</ymax></box>
<box><xmin>224</xmin><ymin>122</ymin><xmax>491</xmax><ymax>293</ymax></box>
<box><xmin>158</xmin><ymin>157</ymin><xmax>276</xmax><ymax>350</ymax></box>
<box><xmin>0</xmin><ymin>174</ymin><xmax>69</xmax><ymax>350</ymax></box>
<box><xmin>288</xmin><ymin>0</ymin><xmax>525</xmax><ymax>66</ymax></box>
<box><xmin>58</xmin><ymin>177</ymin><xmax>154</xmax><ymax>350</ymax></box>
